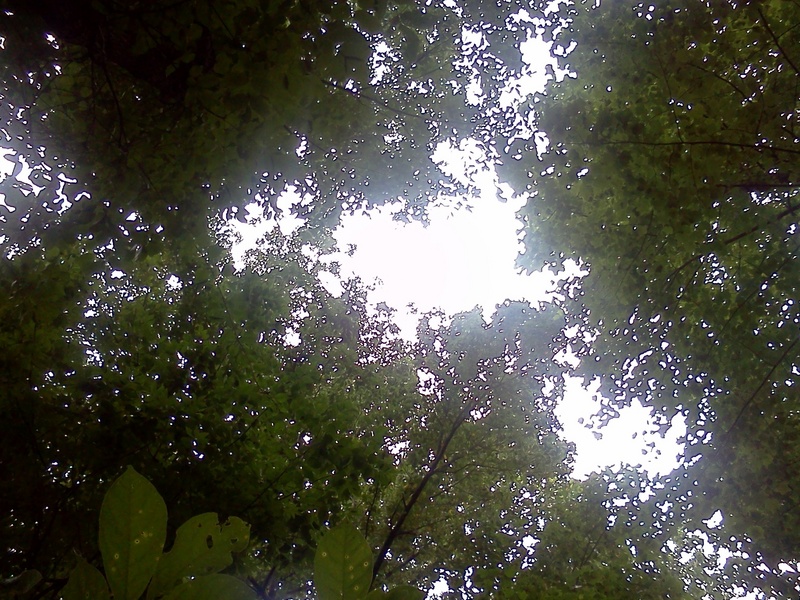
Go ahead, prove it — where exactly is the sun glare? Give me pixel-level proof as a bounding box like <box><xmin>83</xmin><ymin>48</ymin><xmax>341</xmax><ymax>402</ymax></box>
<box><xmin>225</xmin><ymin>16</ymin><xmax>686</xmax><ymax>480</ymax></box>
<box><xmin>328</xmin><ymin>192</ymin><xmax>557</xmax><ymax>336</ymax></box>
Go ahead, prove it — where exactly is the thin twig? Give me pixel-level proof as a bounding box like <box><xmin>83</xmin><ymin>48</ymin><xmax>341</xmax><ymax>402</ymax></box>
<box><xmin>323</xmin><ymin>79</ymin><xmax>429</xmax><ymax>122</ymax></box>
<box><xmin>98</xmin><ymin>58</ymin><xmax>128</xmax><ymax>148</ymax></box>
<box><xmin>686</xmin><ymin>63</ymin><xmax>748</xmax><ymax>101</ymax></box>
<box><xmin>757</xmin><ymin>7</ymin><xmax>800</xmax><ymax>77</ymax></box>
<box><xmin>665</xmin><ymin>202</ymin><xmax>800</xmax><ymax>286</ymax></box>
<box><xmin>726</xmin><ymin>337</ymin><xmax>798</xmax><ymax>435</ymax></box>
<box><xmin>583</xmin><ymin>138</ymin><xmax>800</xmax><ymax>156</ymax></box>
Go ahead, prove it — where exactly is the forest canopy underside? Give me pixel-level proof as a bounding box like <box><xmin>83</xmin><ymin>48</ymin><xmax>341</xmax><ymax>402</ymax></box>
<box><xmin>0</xmin><ymin>0</ymin><xmax>799</xmax><ymax>599</ymax></box>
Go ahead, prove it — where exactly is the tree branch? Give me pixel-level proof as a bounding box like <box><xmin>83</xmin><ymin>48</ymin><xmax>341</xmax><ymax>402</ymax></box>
<box><xmin>584</xmin><ymin>138</ymin><xmax>800</xmax><ymax>156</ymax></box>
<box><xmin>757</xmin><ymin>7</ymin><xmax>800</xmax><ymax>77</ymax></box>
<box><xmin>725</xmin><ymin>336</ymin><xmax>798</xmax><ymax>436</ymax></box>
<box><xmin>664</xmin><ymin>201</ymin><xmax>800</xmax><ymax>286</ymax></box>
<box><xmin>371</xmin><ymin>404</ymin><xmax>470</xmax><ymax>583</ymax></box>
<box><xmin>574</xmin><ymin>525</ymin><xmax>607</xmax><ymax>573</ymax></box>
<box><xmin>364</xmin><ymin>483</ymin><xmax>381</xmax><ymax>539</ymax></box>
<box><xmin>686</xmin><ymin>62</ymin><xmax>748</xmax><ymax>101</ymax></box>
<box><xmin>323</xmin><ymin>79</ymin><xmax>430</xmax><ymax>122</ymax></box>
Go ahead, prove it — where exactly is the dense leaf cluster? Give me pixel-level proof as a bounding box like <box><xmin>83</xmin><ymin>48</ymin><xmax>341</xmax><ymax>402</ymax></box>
<box><xmin>0</xmin><ymin>0</ymin><xmax>798</xmax><ymax>599</ymax></box>
<box><xmin>509</xmin><ymin>1</ymin><xmax>800</xmax><ymax>594</ymax></box>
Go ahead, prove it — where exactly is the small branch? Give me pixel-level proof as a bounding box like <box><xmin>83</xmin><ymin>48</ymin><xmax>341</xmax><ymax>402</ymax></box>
<box><xmin>322</xmin><ymin>79</ymin><xmax>429</xmax><ymax>122</ymax></box>
<box><xmin>364</xmin><ymin>483</ymin><xmax>381</xmax><ymax>539</ymax></box>
<box><xmin>248</xmin><ymin>565</ymin><xmax>276</xmax><ymax>600</ymax></box>
<box><xmin>718</xmin><ymin>248</ymin><xmax>798</xmax><ymax>338</ymax></box>
<box><xmin>687</xmin><ymin>63</ymin><xmax>748</xmax><ymax>100</ymax></box>
<box><xmin>574</xmin><ymin>525</ymin><xmax>607</xmax><ymax>573</ymax></box>
<box><xmin>656</xmin><ymin>54</ymin><xmax>685</xmax><ymax>144</ymax></box>
<box><xmin>716</xmin><ymin>203</ymin><xmax>800</xmax><ymax>247</ymax></box>
<box><xmin>718</xmin><ymin>182</ymin><xmax>799</xmax><ymax>191</ymax></box>
<box><xmin>382</xmin><ymin>549</ymin><xmax>421</xmax><ymax>581</ymax></box>
<box><xmin>757</xmin><ymin>7</ymin><xmax>800</xmax><ymax>77</ymax></box>
<box><xmin>210</xmin><ymin>3</ymin><xmax>236</xmax><ymax>42</ymax></box>
<box><xmin>97</xmin><ymin>52</ymin><xmax>129</xmax><ymax>148</ymax></box>
<box><xmin>372</xmin><ymin>404</ymin><xmax>470</xmax><ymax>582</ymax></box>
<box><xmin>664</xmin><ymin>201</ymin><xmax>800</xmax><ymax>286</ymax></box>
<box><xmin>584</xmin><ymin>138</ymin><xmax>800</xmax><ymax>156</ymax></box>
<box><xmin>726</xmin><ymin>336</ymin><xmax>798</xmax><ymax>436</ymax></box>
<box><xmin>240</xmin><ymin>447</ymin><xmax>312</xmax><ymax>513</ymax></box>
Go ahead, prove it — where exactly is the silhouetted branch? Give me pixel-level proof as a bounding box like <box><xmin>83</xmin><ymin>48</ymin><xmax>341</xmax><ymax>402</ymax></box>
<box><xmin>323</xmin><ymin>79</ymin><xmax>429</xmax><ymax>122</ymax></box>
<box><xmin>665</xmin><ymin>202</ymin><xmax>800</xmax><ymax>286</ymax></box>
<box><xmin>757</xmin><ymin>7</ymin><xmax>800</xmax><ymax>77</ymax></box>
<box><xmin>726</xmin><ymin>336</ymin><xmax>798</xmax><ymax>435</ymax></box>
<box><xmin>371</xmin><ymin>404</ymin><xmax>470</xmax><ymax>583</ymax></box>
<box><xmin>585</xmin><ymin>138</ymin><xmax>800</xmax><ymax>156</ymax></box>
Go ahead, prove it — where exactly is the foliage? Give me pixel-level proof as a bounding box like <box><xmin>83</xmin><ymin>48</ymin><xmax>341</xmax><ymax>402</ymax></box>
<box><xmin>475</xmin><ymin>472</ymin><xmax>691</xmax><ymax>600</ymax></box>
<box><xmin>1</xmin><ymin>0</ymin><xmax>799</xmax><ymax>599</ymax></box>
<box><xmin>495</xmin><ymin>0</ymin><xmax>800</xmax><ymax>595</ymax></box>
<box><xmin>0</xmin><ymin>3</ymin><xmax>589</xmax><ymax>597</ymax></box>
<box><xmin>0</xmin><ymin>0</ymin><xmax>466</xmax><ymax>250</ymax></box>
<box><xmin>314</xmin><ymin>524</ymin><xmax>422</xmax><ymax>600</ymax></box>
<box><xmin>349</xmin><ymin>303</ymin><xmax>578</xmax><ymax>594</ymax></box>
<box><xmin>55</xmin><ymin>467</ymin><xmax>423</xmax><ymax>600</ymax></box>
<box><xmin>55</xmin><ymin>468</ymin><xmax>423</xmax><ymax>600</ymax></box>
<box><xmin>0</xmin><ymin>224</ymin><xmax>398</xmax><ymax>593</ymax></box>
<box><xmin>61</xmin><ymin>466</ymin><xmax>252</xmax><ymax>600</ymax></box>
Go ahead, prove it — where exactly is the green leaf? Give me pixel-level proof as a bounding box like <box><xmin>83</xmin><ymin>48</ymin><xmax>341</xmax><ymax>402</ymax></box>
<box><xmin>99</xmin><ymin>466</ymin><xmax>167</xmax><ymax>600</ymax></box>
<box><xmin>147</xmin><ymin>513</ymin><xmax>250</xmax><ymax>599</ymax></box>
<box><xmin>61</xmin><ymin>559</ymin><xmax>109</xmax><ymax>600</ymax></box>
<box><xmin>1</xmin><ymin>570</ymin><xmax>43</xmax><ymax>598</ymax></box>
<box><xmin>314</xmin><ymin>524</ymin><xmax>373</xmax><ymax>600</ymax></box>
<box><xmin>161</xmin><ymin>575</ymin><xmax>255</xmax><ymax>600</ymax></box>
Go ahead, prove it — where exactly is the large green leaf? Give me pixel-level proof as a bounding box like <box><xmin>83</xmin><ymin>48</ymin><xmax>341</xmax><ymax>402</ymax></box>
<box><xmin>314</xmin><ymin>524</ymin><xmax>373</xmax><ymax>600</ymax></box>
<box><xmin>147</xmin><ymin>513</ymin><xmax>250</xmax><ymax>599</ymax></box>
<box><xmin>61</xmin><ymin>558</ymin><xmax>109</xmax><ymax>600</ymax></box>
<box><xmin>99</xmin><ymin>466</ymin><xmax>167</xmax><ymax>600</ymax></box>
<box><xmin>161</xmin><ymin>574</ymin><xmax>255</xmax><ymax>600</ymax></box>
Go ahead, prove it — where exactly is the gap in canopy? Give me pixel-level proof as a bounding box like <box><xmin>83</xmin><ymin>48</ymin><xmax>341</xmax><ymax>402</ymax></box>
<box><xmin>225</xmin><ymin>167</ymin><xmax>686</xmax><ymax>481</ymax></box>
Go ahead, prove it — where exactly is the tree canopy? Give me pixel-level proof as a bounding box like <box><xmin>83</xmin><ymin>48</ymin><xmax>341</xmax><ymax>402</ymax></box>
<box><xmin>0</xmin><ymin>0</ymin><xmax>798</xmax><ymax>599</ymax></box>
<box><xmin>515</xmin><ymin>0</ymin><xmax>800</xmax><ymax>588</ymax></box>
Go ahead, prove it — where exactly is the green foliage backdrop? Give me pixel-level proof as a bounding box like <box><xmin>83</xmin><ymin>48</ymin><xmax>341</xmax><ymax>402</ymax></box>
<box><xmin>0</xmin><ymin>0</ymin><xmax>798</xmax><ymax>598</ymax></box>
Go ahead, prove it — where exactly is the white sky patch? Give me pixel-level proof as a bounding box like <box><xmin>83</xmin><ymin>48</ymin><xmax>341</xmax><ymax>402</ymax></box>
<box><xmin>557</xmin><ymin>377</ymin><xmax>686</xmax><ymax>478</ymax></box>
<box><xmin>225</xmin><ymin>185</ymin><xmax>310</xmax><ymax>269</ymax></box>
<box><xmin>499</xmin><ymin>35</ymin><xmax>552</xmax><ymax>111</ymax></box>
<box><xmin>328</xmin><ymin>192</ymin><xmax>557</xmax><ymax>337</ymax></box>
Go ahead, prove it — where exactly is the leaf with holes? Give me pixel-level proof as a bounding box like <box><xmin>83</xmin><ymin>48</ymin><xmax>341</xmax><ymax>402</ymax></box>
<box><xmin>147</xmin><ymin>513</ymin><xmax>250</xmax><ymax>599</ymax></box>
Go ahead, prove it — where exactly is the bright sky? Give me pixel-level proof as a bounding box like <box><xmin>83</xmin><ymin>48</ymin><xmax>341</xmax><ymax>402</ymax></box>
<box><xmin>327</xmin><ymin>189</ymin><xmax>685</xmax><ymax>479</ymax></box>
<box><xmin>227</xmin><ymin>168</ymin><xmax>685</xmax><ymax>479</ymax></box>
<box><xmin>324</xmin><ymin>185</ymin><xmax>556</xmax><ymax>335</ymax></box>
<box><xmin>223</xmin><ymin>17</ymin><xmax>688</xmax><ymax>480</ymax></box>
